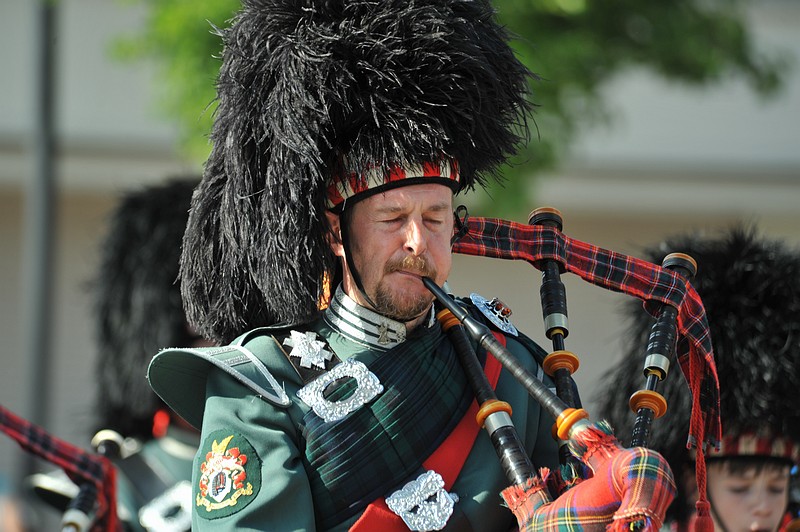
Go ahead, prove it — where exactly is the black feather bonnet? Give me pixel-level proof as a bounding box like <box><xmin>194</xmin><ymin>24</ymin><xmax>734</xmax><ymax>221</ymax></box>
<box><xmin>181</xmin><ymin>0</ymin><xmax>535</xmax><ymax>342</ymax></box>
<box><xmin>95</xmin><ymin>178</ymin><xmax>199</xmax><ymax>438</ymax></box>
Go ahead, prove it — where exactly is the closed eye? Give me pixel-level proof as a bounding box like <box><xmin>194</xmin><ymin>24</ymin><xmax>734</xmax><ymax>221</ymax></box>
<box><xmin>375</xmin><ymin>213</ymin><xmax>405</xmax><ymax>223</ymax></box>
<box><xmin>768</xmin><ymin>485</ymin><xmax>788</xmax><ymax>495</ymax></box>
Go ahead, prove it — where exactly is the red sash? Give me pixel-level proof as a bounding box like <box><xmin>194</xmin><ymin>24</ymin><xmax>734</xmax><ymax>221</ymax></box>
<box><xmin>350</xmin><ymin>332</ymin><xmax>507</xmax><ymax>531</ymax></box>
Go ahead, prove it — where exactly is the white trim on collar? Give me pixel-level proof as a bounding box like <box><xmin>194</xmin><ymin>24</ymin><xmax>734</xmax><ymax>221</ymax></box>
<box><xmin>324</xmin><ymin>285</ymin><xmax>436</xmax><ymax>351</ymax></box>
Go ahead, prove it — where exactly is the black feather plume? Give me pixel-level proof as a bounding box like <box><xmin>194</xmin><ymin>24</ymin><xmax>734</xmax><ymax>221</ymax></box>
<box><xmin>94</xmin><ymin>178</ymin><xmax>199</xmax><ymax>438</ymax></box>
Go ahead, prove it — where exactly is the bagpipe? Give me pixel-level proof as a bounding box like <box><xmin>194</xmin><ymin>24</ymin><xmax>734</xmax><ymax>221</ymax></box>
<box><xmin>1</xmin><ymin>406</ymin><xmax>193</xmax><ymax>532</ymax></box>
<box><xmin>427</xmin><ymin>207</ymin><xmax>721</xmax><ymax>531</ymax></box>
<box><xmin>0</xmin><ymin>404</ymin><xmax>120</xmax><ymax>531</ymax></box>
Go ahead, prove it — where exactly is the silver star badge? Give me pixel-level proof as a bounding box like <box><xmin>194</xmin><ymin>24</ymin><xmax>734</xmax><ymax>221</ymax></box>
<box><xmin>283</xmin><ymin>330</ymin><xmax>334</xmax><ymax>369</ymax></box>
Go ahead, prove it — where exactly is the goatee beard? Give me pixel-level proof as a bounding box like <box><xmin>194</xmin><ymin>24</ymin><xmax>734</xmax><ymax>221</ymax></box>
<box><xmin>373</xmin><ymin>288</ymin><xmax>433</xmax><ymax>322</ymax></box>
<box><xmin>372</xmin><ymin>255</ymin><xmax>437</xmax><ymax>321</ymax></box>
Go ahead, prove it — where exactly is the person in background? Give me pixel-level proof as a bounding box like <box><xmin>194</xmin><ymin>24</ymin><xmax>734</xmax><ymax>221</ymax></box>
<box><xmin>596</xmin><ymin>226</ymin><xmax>800</xmax><ymax>531</ymax></box>
<box><xmin>29</xmin><ymin>178</ymin><xmax>210</xmax><ymax>532</ymax></box>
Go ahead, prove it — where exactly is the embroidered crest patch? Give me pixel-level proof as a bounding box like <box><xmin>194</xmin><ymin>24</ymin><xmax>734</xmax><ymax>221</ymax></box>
<box><xmin>196</xmin><ymin>431</ymin><xmax>261</xmax><ymax>519</ymax></box>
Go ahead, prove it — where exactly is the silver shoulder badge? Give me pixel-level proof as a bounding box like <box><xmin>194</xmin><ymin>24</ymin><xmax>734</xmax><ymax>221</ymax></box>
<box><xmin>470</xmin><ymin>293</ymin><xmax>518</xmax><ymax>336</ymax></box>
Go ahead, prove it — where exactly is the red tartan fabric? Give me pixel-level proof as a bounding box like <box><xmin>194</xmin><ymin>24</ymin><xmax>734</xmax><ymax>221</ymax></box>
<box><xmin>451</xmin><ymin>217</ymin><xmax>721</xmax><ymax>450</ymax></box>
<box><xmin>502</xmin><ymin>426</ymin><xmax>676</xmax><ymax>531</ymax></box>
<box><xmin>711</xmin><ymin>433</ymin><xmax>800</xmax><ymax>462</ymax></box>
<box><xmin>326</xmin><ymin>159</ymin><xmax>460</xmax><ymax>208</ymax></box>
<box><xmin>0</xmin><ymin>404</ymin><xmax>120</xmax><ymax>531</ymax></box>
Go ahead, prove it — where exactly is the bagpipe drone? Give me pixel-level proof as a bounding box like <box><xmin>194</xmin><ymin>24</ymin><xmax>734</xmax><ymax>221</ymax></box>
<box><xmin>423</xmin><ymin>207</ymin><xmax>720</xmax><ymax>531</ymax></box>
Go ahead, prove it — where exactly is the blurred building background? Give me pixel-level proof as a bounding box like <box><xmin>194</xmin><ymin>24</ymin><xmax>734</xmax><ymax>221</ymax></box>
<box><xmin>1</xmin><ymin>0</ymin><xmax>798</xmax><ymax>527</ymax></box>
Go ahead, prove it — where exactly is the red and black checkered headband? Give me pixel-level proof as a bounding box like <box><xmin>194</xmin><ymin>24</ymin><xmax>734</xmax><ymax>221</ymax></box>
<box><xmin>326</xmin><ymin>159</ymin><xmax>461</xmax><ymax>212</ymax></box>
<box><xmin>709</xmin><ymin>433</ymin><xmax>800</xmax><ymax>464</ymax></box>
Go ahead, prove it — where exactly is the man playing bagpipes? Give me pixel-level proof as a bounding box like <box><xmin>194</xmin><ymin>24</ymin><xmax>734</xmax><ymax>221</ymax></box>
<box><xmin>146</xmin><ymin>1</ymin><xmax>720</xmax><ymax>530</ymax></box>
<box><xmin>597</xmin><ymin>226</ymin><xmax>800</xmax><ymax>532</ymax></box>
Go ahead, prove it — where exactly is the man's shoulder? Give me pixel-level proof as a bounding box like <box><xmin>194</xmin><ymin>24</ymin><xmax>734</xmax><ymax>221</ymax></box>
<box><xmin>147</xmin><ymin>323</ymin><xmax>319</xmax><ymax>429</ymax></box>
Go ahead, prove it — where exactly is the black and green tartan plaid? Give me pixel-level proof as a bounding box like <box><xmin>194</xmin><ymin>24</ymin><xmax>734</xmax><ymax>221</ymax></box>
<box><xmin>301</xmin><ymin>324</ymin><xmax>473</xmax><ymax>528</ymax></box>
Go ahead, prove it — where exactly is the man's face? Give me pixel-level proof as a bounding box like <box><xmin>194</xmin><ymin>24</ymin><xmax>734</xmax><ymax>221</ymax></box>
<box><xmin>329</xmin><ymin>183</ymin><xmax>454</xmax><ymax>323</ymax></box>
<box><xmin>706</xmin><ymin>461</ymin><xmax>790</xmax><ymax>532</ymax></box>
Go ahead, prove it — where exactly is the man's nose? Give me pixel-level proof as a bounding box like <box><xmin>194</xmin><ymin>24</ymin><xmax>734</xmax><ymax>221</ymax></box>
<box><xmin>403</xmin><ymin>219</ymin><xmax>427</xmax><ymax>256</ymax></box>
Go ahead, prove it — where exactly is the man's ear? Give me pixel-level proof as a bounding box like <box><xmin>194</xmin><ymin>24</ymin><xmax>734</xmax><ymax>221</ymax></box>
<box><xmin>325</xmin><ymin>210</ymin><xmax>344</xmax><ymax>258</ymax></box>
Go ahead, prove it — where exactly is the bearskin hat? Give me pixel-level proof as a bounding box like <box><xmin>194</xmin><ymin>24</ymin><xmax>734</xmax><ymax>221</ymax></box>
<box><xmin>181</xmin><ymin>0</ymin><xmax>535</xmax><ymax>343</ymax></box>
<box><xmin>595</xmin><ymin>225</ymin><xmax>800</xmax><ymax>523</ymax></box>
<box><xmin>94</xmin><ymin>178</ymin><xmax>199</xmax><ymax>439</ymax></box>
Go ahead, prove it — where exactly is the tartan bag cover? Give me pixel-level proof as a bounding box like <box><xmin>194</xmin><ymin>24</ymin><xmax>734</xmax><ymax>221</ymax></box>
<box><xmin>502</xmin><ymin>424</ymin><xmax>676</xmax><ymax>530</ymax></box>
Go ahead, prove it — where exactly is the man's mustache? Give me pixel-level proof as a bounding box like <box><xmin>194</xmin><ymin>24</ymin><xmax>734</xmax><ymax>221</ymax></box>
<box><xmin>385</xmin><ymin>255</ymin><xmax>437</xmax><ymax>279</ymax></box>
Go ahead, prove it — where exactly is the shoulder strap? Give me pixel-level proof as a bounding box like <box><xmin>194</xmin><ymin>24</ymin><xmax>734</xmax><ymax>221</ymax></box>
<box><xmin>208</xmin><ymin>345</ymin><xmax>292</xmax><ymax>405</ymax></box>
<box><xmin>148</xmin><ymin>343</ymin><xmax>291</xmax><ymax>430</ymax></box>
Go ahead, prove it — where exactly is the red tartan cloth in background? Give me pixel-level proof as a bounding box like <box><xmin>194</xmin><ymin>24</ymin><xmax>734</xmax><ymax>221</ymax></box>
<box><xmin>0</xmin><ymin>404</ymin><xmax>120</xmax><ymax>531</ymax></box>
<box><xmin>451</xmin><ymin>217</ymin><xmax>721</xmax><ymax>452</ymax></box>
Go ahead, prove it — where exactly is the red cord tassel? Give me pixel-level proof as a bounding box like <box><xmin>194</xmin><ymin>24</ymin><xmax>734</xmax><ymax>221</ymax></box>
<box><xmin>694</xmin><ymin>500</ymin><xmax>714</xmax><ymax>532</ymax></box>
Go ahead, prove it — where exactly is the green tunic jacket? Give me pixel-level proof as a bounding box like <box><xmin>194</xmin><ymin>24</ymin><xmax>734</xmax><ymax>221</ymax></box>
<box><xmin>148</xmin><ymin>293</ymin><xmax>560</xmax><ymax>531</ymax></box>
